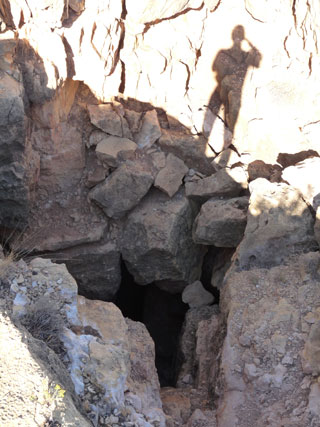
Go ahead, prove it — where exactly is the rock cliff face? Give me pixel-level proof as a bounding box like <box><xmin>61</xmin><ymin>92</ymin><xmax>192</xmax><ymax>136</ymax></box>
<box><xmin>1</xmin><ymin>0</ymin><xmax>320</xmax><ymax>426</ymax></box>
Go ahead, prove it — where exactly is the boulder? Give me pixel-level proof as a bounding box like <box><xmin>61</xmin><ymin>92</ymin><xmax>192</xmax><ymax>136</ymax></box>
<box><xmin>234</xmin><ymin>178</ymin><xmax>318</xmax><ymax>270</ymax></box>
<box><xmin>135</xmin><ymin>109</ymin><xmax>162</xmax><ymax>149</ymax></box>
<box><xmin>157</xmin><ymin>130</ymin><xmax>215</xmax><ymax>176</ymax></box>
<box><xmin>248</xmin><ymin>160</ymin><xmax>282</xmax><ymax>182</ymax></box>
<box><xmin>95</xmin><ymin>135</ymin><xmax>137</xmax><ymax>168</ymax></box>
<box><xmin>60</xmin><ymin>242</ymin><xmax>121</xmax><ymax>301</ymax></box>
<box><xmin>121</xmin><ymin>189</ymin><xmax>206</xmax><ymax>288</ymax></box>
<box><xmin>154</xmin><ymin>153</ymin><xmax>188</xmax><ymax>197</ymax></box>
<box><xmin>88</xmin><ymin>104</ymin><xmax>131</xmax><ymax>138</ymax></box>
<box><xmin>182</xmin><ymin>280</ymin><xmax>214</xmax><ymax>308</ymax></box>
<box><xmin>282</xmin><ymin>157</ymin><xmax>320</xmax><ymax>210</ymax></box>
<box><xmin>89</xmin><ymin>158</ymin><xmax>155</xmax><ymax>219</ymax></box>
<box><xmin>193</xmin><ymin>196</ymin><xmax>249</xmax><ymax>247</ymax></box>
<box><xmin>185</xmin><ymin>166</ymin><xmax>248</xmax><ymax>202</ymax></box>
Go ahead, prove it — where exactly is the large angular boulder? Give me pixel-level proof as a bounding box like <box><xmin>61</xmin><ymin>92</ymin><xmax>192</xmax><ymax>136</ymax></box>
<box><xmin>234</xmin><ymin>178</ymin><xmax>318</xmax><ymax>270</ymax></box>
<box><xmin>89</xmin><ymin>158</ymin><xmax>155</xmax><ymax>219</ymax></box>
<box><xmin>193</xmin><ymin>196</ymin><xmax>249</xmax><ymax>247</ymax></box>
<box><xmin>121</xmin><ymin>189</ymin><xmax>206</xmax><ymax>289</ymax></box>
<box><xmin>60</xmin><ymin>242</ymin><xmax>122</xmax><ymax>301</ymax></box>
<box><xmin>185</xmin><ymin>167</ymin><xmax>248</xmax><ymax>202</ymax></box>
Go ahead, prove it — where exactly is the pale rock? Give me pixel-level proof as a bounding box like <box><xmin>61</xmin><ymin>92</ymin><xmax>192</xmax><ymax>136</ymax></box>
<box><xmin>207</xmin><ymin>112</ymin><xmax>233</xmax><ymax>154</ymax></box>
<box><xmin>77</xmin><ymin>297</ymin><xmax>130</xmax><ymax>407</ymax></box>
<box><xmin>121</xmin><ymin>189</ymin><xmax>206</xmax><ymax>287</ymax></box>
<box><xmin>96</xmin><ymin>135</ymin><xmax>137</xmax><ymax>168</ymax></box>
<box><xmin>193</xmin><ymin>196</ymin><xmax>249</xmax><ymax>247</ymax></box>
<box><xmin>234</xmin><ymin>178</ymin><xmax>318</xmax><ymax>270</ymax></box>
<box><xmin>160</xmin><ymin>387</ymin><xmax>191</xmax><ymax>426</ymax></box>
<box><xmin>217</xmin><ymin>256</ymin><xmax>320</xmax><ymax>426</ymax></box>
<box><xmin>126</xmin><ymin>0</ymin><xmax>203</xmax><ymax>24</ymax></box>
<box><xmin>282</xmin><ymin>157</ymin><xmax>320</xmax><ymax>209</ymax></box>
<box><xmin>135</xmin><ymin>110</ymin><xmax>162</xmax><ymax>149</ymax></box>
<box><xmin>88</xmin><ymin>104</ymin><xmax>123</xmax><ymax>137</ymax></box>
<box><xmin>177</xmin><ymin>306</ymin><xmax>218</xmax><ymax>388</ymax></box>
<box><xmin>308</xmin><ymin>383</ymin><xmax>320</xmax><ymax>419</ymax></box>
<box><xmin>154</xmin><ymin>153</ymin><xmax>188</xmax><ymax>197</ymax></box>
<box><xmin>89</xmin><ymin>158</ymin><xmax>154</xmax><ymax>219</ymax></box>
<box><xmin>185</xmin><ymin>166</ymin><xmax>248</xmax><ymax>202</ymax></box>
<box><xmin>182</xmin><ymin>281</ymin><xmax>214</xmax><ymax>308</ymax></box>
<box><xmin>125</xmin><ymin>319</ymin><xmax>163</xmax><ymax>414</ymax></box>
<box><xmin>186</xmin><ymin>409</ymin><xmax>217</xmax><ymax>427</ymax></box>
<box><xmin>211</xmin><ymin>149</ymin><xmax>241</xmax><ymax>170</ymax></box>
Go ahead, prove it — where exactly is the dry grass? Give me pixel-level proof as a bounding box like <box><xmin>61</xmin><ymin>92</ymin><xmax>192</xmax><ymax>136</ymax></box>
<box><xmin>21</xmin><ymin>298</ymin><xmax>64</xmax><ymax>355</ymax></box>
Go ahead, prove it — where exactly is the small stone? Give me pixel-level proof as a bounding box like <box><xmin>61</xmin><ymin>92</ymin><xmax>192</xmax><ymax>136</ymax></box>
<box><xmin>10</xmin><ymin>283</ymin><xmax>19</xmax><ymax>293</ymax></box>
<box><xmin>182</xmin><ymin>280</ymin><xmax>214</xmax><ymax>308</ymax></box>
<box><xmin>17</xmin><ymin>274</ymin><xmax>24</xmax><ymax>284</ymax></box>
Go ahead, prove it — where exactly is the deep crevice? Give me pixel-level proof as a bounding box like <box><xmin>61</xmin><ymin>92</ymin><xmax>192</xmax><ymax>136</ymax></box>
<box><xmin>114</xmin><ymin>261</ymin><xmax>188</xmax><ymax>387</ymax></box>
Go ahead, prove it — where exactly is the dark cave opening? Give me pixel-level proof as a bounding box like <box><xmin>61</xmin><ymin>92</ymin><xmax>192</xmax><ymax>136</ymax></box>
<box><xmin>114</xmin><ymin>262</ymin><xmax>189</xmax><ymax>387</ymax></box>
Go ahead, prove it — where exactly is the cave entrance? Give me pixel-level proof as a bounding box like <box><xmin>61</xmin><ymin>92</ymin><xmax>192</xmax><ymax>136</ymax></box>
<box><xmin>114</xmin><ymin>262</ymin><xmax>188</xmax><ymax>387</ymax></box>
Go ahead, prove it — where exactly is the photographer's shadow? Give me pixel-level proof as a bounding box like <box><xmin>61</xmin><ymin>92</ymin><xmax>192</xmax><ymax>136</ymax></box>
<box><xmin>204</xmin><ymin>25</ymin><xmax>262</xmax><ymax>152</ymax></box>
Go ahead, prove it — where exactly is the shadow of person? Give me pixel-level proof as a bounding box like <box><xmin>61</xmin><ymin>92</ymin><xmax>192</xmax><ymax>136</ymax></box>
<box><xmin>204</xmin><ymin>25</ymin><xmax>262</xmax><ymax>153</ymax></box>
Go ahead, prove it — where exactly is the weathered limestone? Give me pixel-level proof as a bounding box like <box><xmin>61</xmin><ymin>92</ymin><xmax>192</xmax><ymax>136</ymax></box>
<box><xmin>234</xmin><ymin>178</ymin><xmax>318</xmax><ymax>270</ymax></box>
<box><xmin>121</xmin><ymin>189</ymin><xmax>206</xmax><ymax>288</ymax></box>
<box><xmin>185</xmin><ymin>166</ymin><xmax>248</xmax><ymax>202</ymax></box>
<box><xmin>89</xmin><ymin>158</ymin><xmax>155</xmax><ymax>219</ymax></box>
<box><xmin>154</xmin><ymin>153</ymin><xmax>188</xmax><ymax>197</ymax></box>
<box><xmin>193</xmin><ymin>196</ymin><xmax>249</xmax><ymax>247</ymax></box>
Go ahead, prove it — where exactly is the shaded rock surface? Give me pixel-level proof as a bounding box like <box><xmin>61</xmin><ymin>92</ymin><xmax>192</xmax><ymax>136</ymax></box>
<box><xmin>185</xmin><ymin>166</ymin><xmax>248</xmax><ymax>202</ymax></box>
<box><xmin>193</xmin><ymin>196</ymin><xmax>249</xmax><ymax>247</ymax></box>
<box><xmin>121</xmin><ymin>189</ymin><xmax>206</xmax><ymax>289</ymax></box>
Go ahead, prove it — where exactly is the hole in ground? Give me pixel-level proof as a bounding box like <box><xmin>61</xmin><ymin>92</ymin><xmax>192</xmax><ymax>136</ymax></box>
<box><xmin>115</xmin><ymin>262</ymin><xmax>188</xmax><ymax>387</ymax></box>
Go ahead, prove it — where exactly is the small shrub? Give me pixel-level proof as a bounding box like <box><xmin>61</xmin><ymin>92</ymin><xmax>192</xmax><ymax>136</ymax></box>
<box><xmin>21</xmin><ymin>299</ymin><xmax>64</xmax><ymax>355</ymax></box>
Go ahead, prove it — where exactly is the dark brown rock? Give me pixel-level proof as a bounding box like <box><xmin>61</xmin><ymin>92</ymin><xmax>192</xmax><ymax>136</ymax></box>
<box><xmin>121</xmin><ymin>189</ymin><xmax>206</xmax><ymax>287</ymax></box>
<box><xmin>193</xmin><ymin>196</ymin><xmax>249</xmax><ymax>247</ymax></box>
